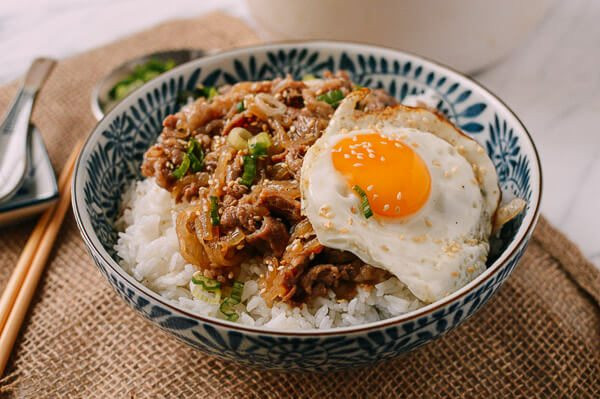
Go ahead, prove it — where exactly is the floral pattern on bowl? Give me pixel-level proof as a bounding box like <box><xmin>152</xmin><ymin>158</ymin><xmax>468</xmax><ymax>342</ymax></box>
<box><xmin>72</xmin><ymin>42</ymin><xmax>542</xmax><ymax>371</ymax></box>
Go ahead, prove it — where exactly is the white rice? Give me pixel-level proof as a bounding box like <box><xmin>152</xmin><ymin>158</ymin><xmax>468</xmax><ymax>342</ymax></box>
<box><xmin>115</xmin><ymin>179</ymin><xmax>424</xmax><ymax>330</ymax></box>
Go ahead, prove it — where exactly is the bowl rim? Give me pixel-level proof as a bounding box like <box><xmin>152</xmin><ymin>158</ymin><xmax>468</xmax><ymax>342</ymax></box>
<box><xmin>72</xmin><ymin>40</ymin><xmax>543</xmax><ymax>336</ymax></box>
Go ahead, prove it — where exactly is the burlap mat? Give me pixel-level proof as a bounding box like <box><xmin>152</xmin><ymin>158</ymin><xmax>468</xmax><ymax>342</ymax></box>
<box><xmin>0</xmin><ymin>12</ymin><xmax>598</xmax><ymax>398</ymax></box>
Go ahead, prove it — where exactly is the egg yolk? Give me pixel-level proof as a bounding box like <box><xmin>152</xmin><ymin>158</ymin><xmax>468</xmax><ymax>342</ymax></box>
<box><xmin>331</xmin><ymin>133</ymin><xmax>431</xmax><ymax>218</ymax></box>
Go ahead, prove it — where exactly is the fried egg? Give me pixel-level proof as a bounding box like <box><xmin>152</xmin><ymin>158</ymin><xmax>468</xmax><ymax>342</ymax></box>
<box><xmin>301</xmin><ymin>89</ymin><xmax>500</xmax><ymax>303</ymax></box>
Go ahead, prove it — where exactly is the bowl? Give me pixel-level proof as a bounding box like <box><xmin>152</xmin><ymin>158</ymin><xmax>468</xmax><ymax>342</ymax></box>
<box><xmin>247</xmin><ymin>0</ymin><xmax>555</xmax><ymax>73</ymax></box>
<box><xmin>90</xmin><ymin>48</ymin><xmax>207</xmax><ymax>120</ymax></box>
<box><xmin>72</xmin><ymin>42</ymin><xmax>542</xmax><ymax>371</ymax></box>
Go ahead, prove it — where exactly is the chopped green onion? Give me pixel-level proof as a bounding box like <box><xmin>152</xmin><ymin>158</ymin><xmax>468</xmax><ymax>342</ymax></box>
<box><xmin>317</xmin><ymin>89</ymin><xmax>345</xmax><ymax>108</ymax></box>
<box><xmin>236</xmin><ymin>101</ymin><xmax>245</xmax><ymax>112</ymax></box>
<box><xmin>302</xmin><ymin>74</ymin><xmax>316</xmax><ymax>81</ymax></box>
<box><xmin>191</xmin><ymin>272</ymin><xmax>221</xmax><ymax>292</ymax></box>
<box><xmin>209</xmin><ymin>196</ymin><xmax>220</xmax><ymax>226</ymax></box>
<box><xmin>172</xmin><ymin>154</ymin><xmax>190</xmax><ymax>179</ymax></box>
<box><xmin>227</xmin><ymin>127</ymin><xmax>252</xmax><ymax>150</ymax></box>
<box><xmin>191</xmin><ymin>284</ymin><xmax>221</xmax><ymax>304</ymax></box>
<box><xmin>109</xmin><ymin>58</ymin><xmax>176</xmax><ymax>101</ymax></box>
<box><xmin>230</xmin><ymin>281</ymin><xmax>244</xmax><ymax>303</ymax></box>
<box><xmin>353</xmin><ymin>185</ymin><xmax>373</xmax><ymax>219</ymax></box>
<box><xmin>197</xmin><ymin>86</ymin><xmax>218</xmax><ymax>99</ymax></box>
<box><xmin>219</xmin><ymin>281</ymin><xmax>244</xmax><ymax>321</ymax></box>
<box><xmin>190</xmin><ymin>272</ymin><xmax>222</xmax><ymax>304</ymax></box>
<box><xmin>219</xmin><ymin>297</ymin><xmax>239</xmax><ymax>321</ymax></box>
<box><xmin>240</xmin><ymin>155</ymin><xmax>257</xmax><ymax>187</ymax></box>
<box><xmin>187</xmin><ymin>138</ymin><xmax>204</xmax><ymax>172</ymax></box>
<box><xmin>248</xmin><ymin>132</ymin><xmax>272</xmax><ymax>156</ymax></box>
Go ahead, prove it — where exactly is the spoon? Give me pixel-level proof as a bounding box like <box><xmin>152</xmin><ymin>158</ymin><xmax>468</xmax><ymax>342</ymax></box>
<box><xmin>90</xmin><ymin>48</ymin><xmax>207</xmax><ymax>120</ymax></box>
<box><xmin>0</xmin><ymin>58</ymin><xmax>56</xmax><ymax>203</ymax></box>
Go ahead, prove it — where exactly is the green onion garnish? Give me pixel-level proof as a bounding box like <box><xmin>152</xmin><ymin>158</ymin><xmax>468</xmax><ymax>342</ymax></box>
<box><xmin>236</xmin><ymin>101</ymin><xmax>245</xmax><ymax>112</ymax></box>
<box><xmin>172</xmin><ymin>154</ymin><xmax>190</xmax><ymax>179</ymax></box>
<box><xmin>109</xmin><ymin>58</ymin><xmax>176</xmax><ymax>101</ymax></box>
<box><xmin>230</xmin><ymin>281</ymin><xmax>244</xmax><ymax>303</ymax></box>
<box><xmin>209</xmin><ymin>196</ymin><xmax>220</xmax><ymax>226</ymax></box>
<box><xmin>172</xmin><ymin>138</ymin><xmax>204</xmax><ymax>179</ymax></box>
<box><xmin>187</xmin><ymin>138</ymin><xmax>204</xmax><ymax>172</ymax></box>
<box><xmin>353</xmin><ymin>185</ymin><xmax>373</xmax><ymax>219</ymax></box>
<box><xmin>191</xmin><ymin>272</ymin><xmax>221</xmax><ymax>292</ymax></box>
<box><xmin>190</xmin><ymin>272</ymin><xmax>222</xmax><ymax>304</ymax></box>
<box><xmin>317</xmin><ymin>89</ymin><xmax>345</xmax><ymax>108</ymax></box>
<box><xmin>240</xmin><ymin>155</ymin><xmax>257</xmax><ymax>187</ymax></box>
<box><xmin>219</xmin><ymin>281</ymin><xmax>244</xmax><ymax>321</ymax></box>
<box><xmin>248</xmin><ymin>132</ymin><xmax>272</xmax><ymax>157</ymax></box>
<box><xmin>197</xmin><ymin>85</ymin><xmax>217</xmax><ymax>100</ymax></box>
<box><xmin>219</xmin><ymin>298</ymin><xmax>239</xmax><ymax>321</ymax></box>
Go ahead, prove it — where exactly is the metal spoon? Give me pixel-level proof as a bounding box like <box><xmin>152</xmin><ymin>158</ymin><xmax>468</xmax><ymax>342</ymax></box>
<box><xmin>90</xmin><ymin>49</ymin><xmax>207</xmax><ymax>120</ymax></box>
<box><xmin>0</xmin><ymin>58</ymin><xmax>56</xmax><ymax>203</ymax></box>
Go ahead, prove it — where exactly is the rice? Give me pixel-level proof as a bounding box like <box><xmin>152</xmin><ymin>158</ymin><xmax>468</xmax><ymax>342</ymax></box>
<box><xmin>115</xmin><ymin>178</ymin><xmax>424</xmax><ymax>330</ymax></box>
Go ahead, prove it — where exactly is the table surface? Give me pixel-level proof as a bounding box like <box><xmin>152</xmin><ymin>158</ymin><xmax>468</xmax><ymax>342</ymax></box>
<box><xmin>1</xmin><ymin>0</ymin><xmax>598</xmax><ymax>268</ymax></box>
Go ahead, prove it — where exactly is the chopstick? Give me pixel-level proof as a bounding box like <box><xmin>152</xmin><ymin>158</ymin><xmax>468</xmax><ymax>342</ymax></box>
<box><xmin>0</xmin><ymin>139</ymin><xmax>84</xmax><ymax>375</ymax></box>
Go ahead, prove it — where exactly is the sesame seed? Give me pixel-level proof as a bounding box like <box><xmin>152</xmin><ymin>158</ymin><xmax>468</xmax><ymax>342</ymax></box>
<box><xmin>394</xmin><ymin>142</ymin><xmax>402</xmax><ymax>148</ymax></box>
<box><xmin>348</xmin><ymin>217</ymin><xmax>353</xmax><ymax>225</ymax></box>
<box><xmin>344</xmin><ymin>154</ymin><xmax>350</xmax><ymax>159</ymax></box>
<box><xmin>467</xmin><ymin>266</ymin><xmax>475</xmax><ymax>274</ymax></box>
<box><xmin>451</xmin><ymin>272</ymin><xmax>459</xmax><ymax>278</ymax></box>
<box><xmin>396</xmin><ymin>192</ymin><xmax>402</xmax><ymax>200</ymax></box>
<box><xmin>383</xmin><ymin>204</ymin><xmax>390</xmax><ymax>211</ymax></box>
<box><xmin>277</xmin><ymin>265</ymin><xmax>284</xmax><ymax>271</ymax></box>
<box><xmin>412</xmin><ymin>235</ymin><xmax>428</xmax><ymax>243</ymax></box>
<box><xmin>351</xmin><ymin>206</ymin><xmax>357</xmax><ymax>214</ymax></box>
<box><xmin>476</xmin><ymin>146</ymin><xmax>484</xmax><ymax>154</ymax></box>
<box><xmin>425</xmin><ymin>217</ymin><xmax>433</xmax><ymax>227</ymax></box>
<box><xmin>394</xmin><ymin>206</ymin><xmax>401</xmax><ymax>214</ymax></box>
<box><xmin>373</xmin><ymin>194</ymin><xmax>379</xmax><ymax>199</ymax></box>
<box><xmin>367</xmin><ymin>185</ymin><xmax>374</xmax><ymax>191</ymax></box>
<box><xmin>268</xmin><ymin>265</ymin><xmax>274</xmax><ymax>272</ymax></box>
<box><xmin>368</xmin><ymin>153</ymin><xmax>375</xmax><ymax>158</ymax></box>
<box><xmin>324</xmin><ymin>221</ymin><xmax>333</xmax><ymax>229</ymax></box>
<box><xmin>353</xmin><ymin>163</ymin><xmax>363</xmax><ymax>167</ymax></box>
<box><xmin>381</xmin><ymin>245</ymin><xmax>389</xmax><ymax>252</ymax></box>
<box><xmin>356</xmin><ymin>153</ymin><xmax>364</xmax><ymax>160</ymax></box>
<box><xmin>352</xmin><ymin>136</ymin><xmax>358</xmax><ymax>141</ymax></box>
<box><xmin>260</xmin><ymin>288</ymin><xmax>267</xmax><ymax>294</ymax></box>
<box><xmin>380</xmin><ymin>156</ymin><xmax>386</xmax><ymax>161</ymax></box>
<box><xmin>411</xmin><ymin>142</ymin><xmax>419</xmax><ymax>148</ymax></box>
<box><xmin>339</xmin><ymin>228</ymin><xmax>349</xmax><ymax>233</ymax></box>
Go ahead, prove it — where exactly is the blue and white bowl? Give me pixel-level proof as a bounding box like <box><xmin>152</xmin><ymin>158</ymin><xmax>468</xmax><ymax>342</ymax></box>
<box><xmin>72</xmin><ymin>42</ymin><xmax>542</xmax><ymax>371</ymax></box>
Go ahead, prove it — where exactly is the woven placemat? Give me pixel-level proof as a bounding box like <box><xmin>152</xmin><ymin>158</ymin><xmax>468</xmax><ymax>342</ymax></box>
<box><xmin>0</xmin><ymin>12</ymin><xmax>598</xmax><ymax>398</ymax></box>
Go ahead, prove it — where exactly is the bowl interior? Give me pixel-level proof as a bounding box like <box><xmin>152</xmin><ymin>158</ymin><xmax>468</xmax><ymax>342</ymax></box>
<box><xmin>74</xmin><ymin>42</ymin><xmax>541</xmax><ymax>332</ymax></box>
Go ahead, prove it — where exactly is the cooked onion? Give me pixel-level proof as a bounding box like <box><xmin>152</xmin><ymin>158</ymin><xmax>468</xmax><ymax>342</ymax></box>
<box><xmin>254</xmin><ymin>93</ymin><xmax>286</xmax><ymax>117</ymax></box>
<box><xmin>175</xmin><ymin>206</ymin><xmax>209</xmax><ymax>268</ymax></box>
<box><xmin>493</xmin><ymin>198</ymin><xmax>527</xmax><ymax>233</ymax></box>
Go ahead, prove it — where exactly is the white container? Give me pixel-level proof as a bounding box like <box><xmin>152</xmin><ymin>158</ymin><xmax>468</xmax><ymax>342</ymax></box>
<box><xmin>247</xmin><ymin>0</ymin><xmax>554</xmax><ymax>72</ymax></box>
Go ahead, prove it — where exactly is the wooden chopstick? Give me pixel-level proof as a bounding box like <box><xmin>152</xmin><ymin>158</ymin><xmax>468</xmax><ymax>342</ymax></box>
<box><xmin>0</xmin><ymin>139</ymin><xmax>84</xmax><ymax>375</ymax></box>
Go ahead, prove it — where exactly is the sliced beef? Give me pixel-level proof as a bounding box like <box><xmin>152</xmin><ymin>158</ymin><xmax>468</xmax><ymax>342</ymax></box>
<box><xmin>245</xmin><ymin>216</ymin><xmax>289</xmax><ymax>256</ymax></box>
<box><xmin>299</xmin><ymin>261</ymin><xmax>391</xmax><ymax>301</ymax></box>
<box><xmin>360</xmin><ymin>89</ymin><xmax>399</xmax><ymax>112</ymax></box>
<box><xmin>257</xmin><ymin>181</ymin><xmax>302</xmax><ymax>223</ymax></box>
